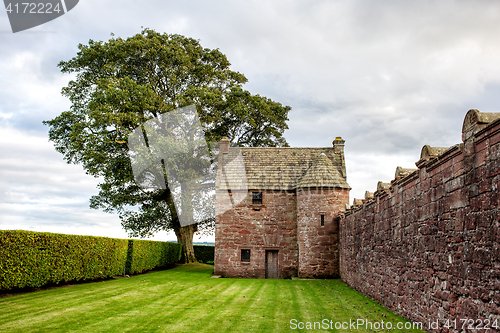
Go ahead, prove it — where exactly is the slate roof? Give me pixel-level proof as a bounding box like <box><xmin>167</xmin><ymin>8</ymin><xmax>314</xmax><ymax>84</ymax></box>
<box><xmin>217</xmin><ymin>146</ymin><xmax>349</xmax><ymax>191</ymax></box>
<box><xmin>297</xmin><ymin>153</ymin><xmax>349</xmax><ymax>188</ymax></box>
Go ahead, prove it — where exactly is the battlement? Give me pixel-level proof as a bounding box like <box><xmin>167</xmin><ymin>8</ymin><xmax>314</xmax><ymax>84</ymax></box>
<box><xmin>340</xmin><ymin>109</ymin><xmax>500</xmax><ymax>331</ymax></box>
<box><xmin>346</xmin><ymin>109</ymin><xmax>500</xmax><ymax>212</ymax></box>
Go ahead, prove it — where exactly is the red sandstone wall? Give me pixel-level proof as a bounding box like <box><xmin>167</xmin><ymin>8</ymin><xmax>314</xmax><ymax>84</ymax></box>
<box><xmin>340</xmin><ymin>112</ymin><xmax>500</xmax><ymax>332</ymax></box>
<box><xmin>214</xmin><ymin>190</ymin><xmax>298</xmax><ymax>278</ymax></box>
<box><xmin>297</xmin><ymin>188</ymin><xmax>349</xmax><ymax>278</ymax></box>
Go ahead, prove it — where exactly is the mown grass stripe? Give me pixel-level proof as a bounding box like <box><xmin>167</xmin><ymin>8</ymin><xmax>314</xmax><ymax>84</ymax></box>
<box><xmin>0</xmin><ymin>264</ymin><xmax>426</xmax><ymax>333</ymax></box>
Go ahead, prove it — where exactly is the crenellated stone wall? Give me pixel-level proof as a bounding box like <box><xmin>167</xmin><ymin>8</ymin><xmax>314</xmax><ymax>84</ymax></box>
<box><xmin>340</xmin><ymin>109</ymin><xmax>500</xmax><ymax>332</ymax></box>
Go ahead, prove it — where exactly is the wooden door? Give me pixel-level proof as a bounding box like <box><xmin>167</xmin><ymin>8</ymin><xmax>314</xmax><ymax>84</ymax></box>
<box><xmin>265</xmin><ymin>250</ymin><xmax>279</xmax><ymax>279</ymax></box>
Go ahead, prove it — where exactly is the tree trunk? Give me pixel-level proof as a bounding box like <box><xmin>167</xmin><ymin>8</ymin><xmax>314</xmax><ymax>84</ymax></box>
<box><xmin>174</xmin><ymin>223</ymin><xmax>197</xmax><ymax>263</ymax></box>
<box><xmin>175</xmin><ymin>181</ymin><xmax>198</xmax><ymax>263</ymax></box>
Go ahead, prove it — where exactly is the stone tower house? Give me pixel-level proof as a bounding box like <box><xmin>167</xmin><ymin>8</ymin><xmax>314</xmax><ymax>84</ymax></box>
<box><xmin>214</xmin><ymin>138</ymin><xmax>350</xmax><ymax>278</ymax></box>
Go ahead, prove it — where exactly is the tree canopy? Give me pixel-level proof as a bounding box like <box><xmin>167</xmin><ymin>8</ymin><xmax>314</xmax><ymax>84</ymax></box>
<box><xmin>44</xmin><ymin>29</ymin><xmax>291</xmax><ymax>262</ymax></box>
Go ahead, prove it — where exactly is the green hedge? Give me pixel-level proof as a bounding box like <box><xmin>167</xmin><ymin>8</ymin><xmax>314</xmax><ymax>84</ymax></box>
<box><xmin>0</xmin><ymin>230</ymin><xmax>128</xmax><ymax>290</ymax></box>
<box><xmin>194</xmin><ymin>245</ymin><xmax>214</xmax><ymax>263</ymax></box>
<box><xmin>126</xmin><ymin>240</ymin><xmax>182</xmax><ymax>274</ymax></box>
<box><xmin>0</xmin><ymin>230</ymin><xmax>183</xmax><ymax>291</ymax></box>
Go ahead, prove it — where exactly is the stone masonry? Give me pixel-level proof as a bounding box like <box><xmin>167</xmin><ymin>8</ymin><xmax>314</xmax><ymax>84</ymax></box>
<box><xmin>341</xmin><ymin>109</ymin><xmax>500</xmax><ymax>332</ymax></box>
<box><xmin>297</xmin><ymin>187</ymin><xmax>349</xmax><ymax>277</ymax></box>
<box><xmin>214</xmin><ymin>138</ymin><xmax>350</xmax><ymax>279</ymax></box>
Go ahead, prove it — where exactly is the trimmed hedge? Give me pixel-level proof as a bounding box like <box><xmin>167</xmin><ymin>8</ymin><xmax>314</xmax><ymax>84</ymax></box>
<box><xmin>194</xmin><ymin>245</ymin><xmax>214</xmax><ymax>263</ymax></box>
<box><xmin>126</xmin><ymin>240</ymin><xmax>182</xmax><ymax>274</ymax></box>
<box><xmin>0</xmin><ymin>230</ymin><xmax>128</xmax><ymax>290</ymax></box>
<box><xmin>0</xmin><ymin>230</ymin><xmax>183</xmax><ymax>291</ymax></box>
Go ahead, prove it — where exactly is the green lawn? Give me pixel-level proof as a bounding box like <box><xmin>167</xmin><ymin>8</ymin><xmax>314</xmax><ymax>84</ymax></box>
<box><xmin>0</xmin><ymin>264</ymin><xmax>426</xmax><ymax>332</ymax></box>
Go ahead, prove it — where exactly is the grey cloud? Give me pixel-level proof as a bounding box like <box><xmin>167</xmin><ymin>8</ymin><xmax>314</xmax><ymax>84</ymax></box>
<box><xmin>1</xmin><ymin>0</ymin><xmax>500</xmax><ymax>240</ymax></box>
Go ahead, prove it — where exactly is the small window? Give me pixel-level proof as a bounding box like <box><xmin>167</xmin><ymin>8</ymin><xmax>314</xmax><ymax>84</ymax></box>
<box><xmin>252</xmin><ymin>192</ymin><xmax>262</xmax><ymax>205</ymax></box>
<box><xmin>241</xmin><ymin>249</ymin><xmax>251</xmax><ymax>262</ymax></box>
<box><xmin>321</xmin><ymin>215</ymin><xmax>325</xmax><ymax>226</ymax></box>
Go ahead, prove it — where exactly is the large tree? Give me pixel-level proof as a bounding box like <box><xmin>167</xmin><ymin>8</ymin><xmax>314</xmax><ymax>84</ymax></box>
<box><xmin>44</xmin><ymin>29</ymin><xmax>290</xmax><ymax>262</ymax></box>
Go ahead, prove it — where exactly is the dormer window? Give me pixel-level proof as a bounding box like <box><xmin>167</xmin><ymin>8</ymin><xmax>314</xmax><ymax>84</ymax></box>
<box><xmin>252</xmin><ymin>192</ymin><xmax>262</xmax><ymax>205</ymax></box>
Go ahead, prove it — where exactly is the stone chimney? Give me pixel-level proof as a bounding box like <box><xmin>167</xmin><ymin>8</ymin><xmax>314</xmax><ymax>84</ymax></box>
<box><xmin>219</xmin><ymin>137</ymin><xmax>230</xmax><ymax>154</ymax></box>
<box><xmin>332</xmin><ymin>137</ymin><xmax>345</xmax><ymax>154</ymax></box>
<box><xmin>332</xmin><ymin>137</ymin><xmax>346</xmax><ymax>178</ymax></box>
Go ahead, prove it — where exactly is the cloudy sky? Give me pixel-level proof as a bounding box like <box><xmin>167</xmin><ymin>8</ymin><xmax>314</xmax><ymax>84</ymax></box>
<box><xmin>1</xmin><ymin>0</ymin><xmax>500</xmax><ymax>242</ymax></box>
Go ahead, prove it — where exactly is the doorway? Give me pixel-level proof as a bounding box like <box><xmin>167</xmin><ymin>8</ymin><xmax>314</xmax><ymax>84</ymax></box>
<box><xmin>265</xmin><ymin>250</ymin><xmax>279</xmax><ymax>279</ymax></box>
